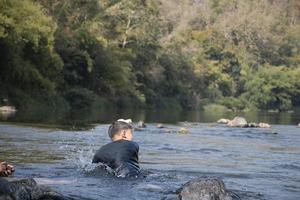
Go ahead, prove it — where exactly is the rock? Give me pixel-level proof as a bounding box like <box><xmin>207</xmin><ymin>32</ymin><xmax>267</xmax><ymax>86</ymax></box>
<box><xmin>270</xmin><ymin>129</ymin><xmax>278</xmax><ymax>134</ymax></box>
<box><xmin>227</xmin><ymin>117</ymin><xmax>247</xmax><ymax>127</ymax></box>
<box><xmin>222</xmin><ymin>117</ymin><xmax>271</xmax><ymax>129</ymax></box>
<box><xmin>164</xmin><ymin>129</ymin><xmax>172</xmax><ymax>133</ymax></box>
<box><xmin>176</xmin><ymin>178</ymin><xmax>237</xmax><ymax>200</ymax></box>
<box><xmin>246</xmin><ymin>122</ymin><xmax>258</xmax><ymax>128</ymax></box>
<box><xmin>298</xmin><ymin>123</ymin><xmax>300</xmax><ymax>127</ymax></box>
<box><xmin>138</xmin><ymin>120</ymin><xmax>146</xmax><ymax>128</ymax></box>
<box><xmin>177</xmin><ymin>128</ymin><xmax>189</xmax><ymax>134</ymax></box>
<box><xmin>0</xmin><ymin>177</ymin><xmax>71</xmax><ymax>200</ymax></box>
<box><xmin>217</xmin><ymin>119</ymin><xmax>230</xmax><ymax>124</ymax></box>
<box><xmin>238</xmin><ymin>122</ymin><xmax>271</xmax><ymax>128</ymax></box>
<box><xmin>157</xmin><ymin>123</ymin><xmax>165</xmax><ymax>129</ymax></box>
<box><xmin>258</xmin><ymin>123</ymin><xmax>270</xmax><ymax>128</ymax></box>
<box><xmin>0</xmin><ymin>106</ymin><xmax>16</xmax><ymax>113</ymax></box>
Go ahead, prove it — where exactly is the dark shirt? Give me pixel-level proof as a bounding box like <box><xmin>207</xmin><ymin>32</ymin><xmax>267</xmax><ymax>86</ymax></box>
<box><xmin>92</xmin><ymin>140</ymin><xmax>140</xmax><ymax>177</ymax></box>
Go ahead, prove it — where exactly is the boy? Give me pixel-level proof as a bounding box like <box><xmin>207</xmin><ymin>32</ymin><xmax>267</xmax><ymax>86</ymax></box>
<box><xmin>92</xmin><ymin>120</ymin><xmax>140</xmax><ymax>178</ymax></box>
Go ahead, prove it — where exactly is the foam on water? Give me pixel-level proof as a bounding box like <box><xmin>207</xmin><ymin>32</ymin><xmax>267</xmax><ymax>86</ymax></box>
<box><xmin>35</xmin><ymin>178</ymin><xmax>78</xmax><ymax>185</ymax></box>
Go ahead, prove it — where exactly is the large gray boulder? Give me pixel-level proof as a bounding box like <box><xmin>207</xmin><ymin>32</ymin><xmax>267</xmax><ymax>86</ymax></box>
<box><xmin>227</xmin><ymin>117</ymin><xmax>247</xmax><ymax>127</ymax></box>
<box><xmin>162</xmin><ymin>178</ymin><xmax>239</xmax><ymax>200</ymax></box>
<box><xmin>0</xmin><ymin>178</ymin><xmax>71</xmax><ymax>200</ymax></box>
<box><xmin>217</xmin><ymin>119</ymin><xmax>230</xmax><ymax>124</ymax></box>
<box><xmin>177</xmin><ymin>178</ymin><xmax>234</xmax><ymax>200</ymax></box>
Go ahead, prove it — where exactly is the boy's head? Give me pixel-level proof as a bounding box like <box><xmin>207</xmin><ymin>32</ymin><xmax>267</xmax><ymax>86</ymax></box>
<box><xmin>108</xmin><ymin>121</ymin><xmax>133</xmax><ymax>141</ymax></box>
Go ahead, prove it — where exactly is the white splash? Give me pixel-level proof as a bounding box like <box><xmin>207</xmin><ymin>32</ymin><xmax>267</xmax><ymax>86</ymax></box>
<box><xmin>35</xmin><ymin>178</ymin><xmax>77</xmax><ymax>185</ymax></box>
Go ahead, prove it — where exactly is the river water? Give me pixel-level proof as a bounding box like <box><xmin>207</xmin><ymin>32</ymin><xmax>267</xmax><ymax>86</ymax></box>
<box><xmin>0</xmin><ymin>109</ymin><xmax>300</xmax><ymax>199</ymax></box>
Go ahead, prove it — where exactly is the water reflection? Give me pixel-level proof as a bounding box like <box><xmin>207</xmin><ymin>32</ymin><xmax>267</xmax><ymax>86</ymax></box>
<box><xmin>0</xmin><ymin>111</ymin><xmax>16</xmax><ymax>120</ymax></box>
<box><xmin>1</xmin><ymin>107</ymin><xmax>300</xmax><ymax>129</ymax></box>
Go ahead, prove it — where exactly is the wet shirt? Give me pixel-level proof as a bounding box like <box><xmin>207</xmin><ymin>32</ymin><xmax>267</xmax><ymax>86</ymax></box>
<box><xmin>92</xmin><ymin>140</ymin><xmax>140</xmax><ymax>177</ymax></box>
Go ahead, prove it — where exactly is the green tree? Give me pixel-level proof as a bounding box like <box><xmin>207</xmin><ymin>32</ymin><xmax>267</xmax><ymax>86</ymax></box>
<box><xmin>242</xmin><ymin>65</ymin><xmax>299</xmax><ymax>111</ymax></box>
<box><xmin>0</xmin><ymin>0</ymin><xmax>62</xmax><ymax>108</ymax></box>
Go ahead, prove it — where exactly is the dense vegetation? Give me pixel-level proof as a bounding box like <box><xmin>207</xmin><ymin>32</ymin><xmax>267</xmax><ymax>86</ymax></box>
<box><xmin>1</xmin><ymin>0</ymin><xmax>300</xmax><ymax>111</ymax></box>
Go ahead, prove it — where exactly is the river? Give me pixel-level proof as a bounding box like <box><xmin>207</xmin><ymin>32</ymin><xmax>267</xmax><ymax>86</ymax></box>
<box><xmin>0</xmin><ymin>109</ymin><xmax>300</xmax><ymax>199</ymax></box>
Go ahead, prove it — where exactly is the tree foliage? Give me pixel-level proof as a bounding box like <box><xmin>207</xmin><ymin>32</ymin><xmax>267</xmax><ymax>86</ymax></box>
<box><xmin>0</xmin><ymin>0</ymin><xmax>299</xmax><ymax>111</ymax></box>
<box><xmin>0</xmin><ymin>0</ymin><xmax>62</xmax><ymax>107</ymax></box>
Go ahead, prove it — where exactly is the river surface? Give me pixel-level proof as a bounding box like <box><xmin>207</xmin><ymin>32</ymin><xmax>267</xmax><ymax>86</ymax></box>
<box><xmin>0</xmin><ymin>109</ymin><xmax>300</xmax><ymax>199</ymax></box>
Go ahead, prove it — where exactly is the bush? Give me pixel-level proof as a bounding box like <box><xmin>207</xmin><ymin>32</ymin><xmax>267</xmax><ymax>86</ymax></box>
<box><xmin>242</xmin><ymin>65</ymin><xmax>297</xmax><ymax>111</ymax></box>
<box><xmin>218</xmin><ymin>97</ymin><xmax>248</xmax><ymax>111</ymax></box>
<box><xmin>203</xmin><ymin>103</ymin><xmax>229</xmax><ymax>113</ymax></box>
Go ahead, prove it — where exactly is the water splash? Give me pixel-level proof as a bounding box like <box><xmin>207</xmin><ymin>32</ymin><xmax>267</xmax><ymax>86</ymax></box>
<box><xmin>64</xmin><ymin>144</ymin><xmax>99</xmax><ymax>173</ymax></box>
<box><xmin>36</xmin><ymin>178</ymin><xmax>77</xmax><ymax>185</ymax></box>
<box><xmin>77</xmin><ymin>149</ymin><xmax>97</xmax><ymax>172</ymax></box>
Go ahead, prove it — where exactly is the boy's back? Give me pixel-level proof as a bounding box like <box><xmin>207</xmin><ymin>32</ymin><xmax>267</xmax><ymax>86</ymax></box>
<box><xmin>92</xmin><ymin>120</ymin><xmax>140</xmax><ymax>178</ymax></box>
<box><xmin>92</xmin><ymin>140</ymin><xmax>140</xmax><ymax>177</ymax></box>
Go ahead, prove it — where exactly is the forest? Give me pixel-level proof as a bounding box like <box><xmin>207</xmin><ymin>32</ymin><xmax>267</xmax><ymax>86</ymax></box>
<box><xmin>1</xmin><ymin>0</ymin><xmax>300</xmax><ymax>111</ymax></box>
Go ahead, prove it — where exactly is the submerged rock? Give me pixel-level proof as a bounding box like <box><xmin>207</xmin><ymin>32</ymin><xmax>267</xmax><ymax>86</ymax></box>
<box><xmin>244</xmin><ymin>122</ymin><xmax>271</xmax><ymax>128</ymax></box>
<box><xmin>177</xmin><ymin>128</ymin><xmax>189</xmax><ymax>134</ymax></box>
<box><xmin>0</xmin><ymin>178</ymin><xmax>71</xmax><ymax>200</ymax></box>
<box><xmin>163</xmin><ymin>129</ymin><xmax>172</xmax><ymax>133</ymax></box>
<box><xmin>269</xmin><ymin>129</ymin><xmax>278</xmax><ymax>134</ymax></box>
<box><xmin>157</xmin><ymin>123</ymin><xmax>165</xmax><ymax>129</ymax></box>
<box><xmin>227</xmin><ymin>117</ymin><xmax>247</xmax><ymax>127</ymax></box>
<box><xmin>246</xmin><ymin>122</ymin><xmax>258</xmax><ymax>128</ymax></box>
<box><xmin>178</xmin><ymin>122</ymin><xmax>199</xmax><ymax>126</ymax></box>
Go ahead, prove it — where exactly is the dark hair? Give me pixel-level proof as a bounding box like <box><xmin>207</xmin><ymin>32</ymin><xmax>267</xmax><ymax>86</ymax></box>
<box><xmin>108</xmin><ymin>121</ymin><xmax>132</xmax><ymax>138</ymax></box>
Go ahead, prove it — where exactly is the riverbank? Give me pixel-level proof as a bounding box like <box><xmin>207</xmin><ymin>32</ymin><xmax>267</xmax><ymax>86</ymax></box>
<box><xmin>1</xmin><ymin>106</ymin><xmax>300</xmax><ymax>130</ymax></box>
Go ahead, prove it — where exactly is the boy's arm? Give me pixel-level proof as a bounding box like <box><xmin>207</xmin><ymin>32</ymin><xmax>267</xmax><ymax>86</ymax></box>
<box><xmin>134</xmin><ymin>142</ymin><xmax>139</xmax><ymax>153</ymax></box>
<box><xmin>92</xmin><ymin>154</ymin><xmax>99</xmax><ymax>163</ymax></box>
<box><xmin>92</xmin><ymin>149</ymin><xmax>105</xmax><ymax>163</ymax></box>
<box><xmin>133</xmin><ymin>142</ymin><xmax>139</xmax><ymax>161</ymax></box>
